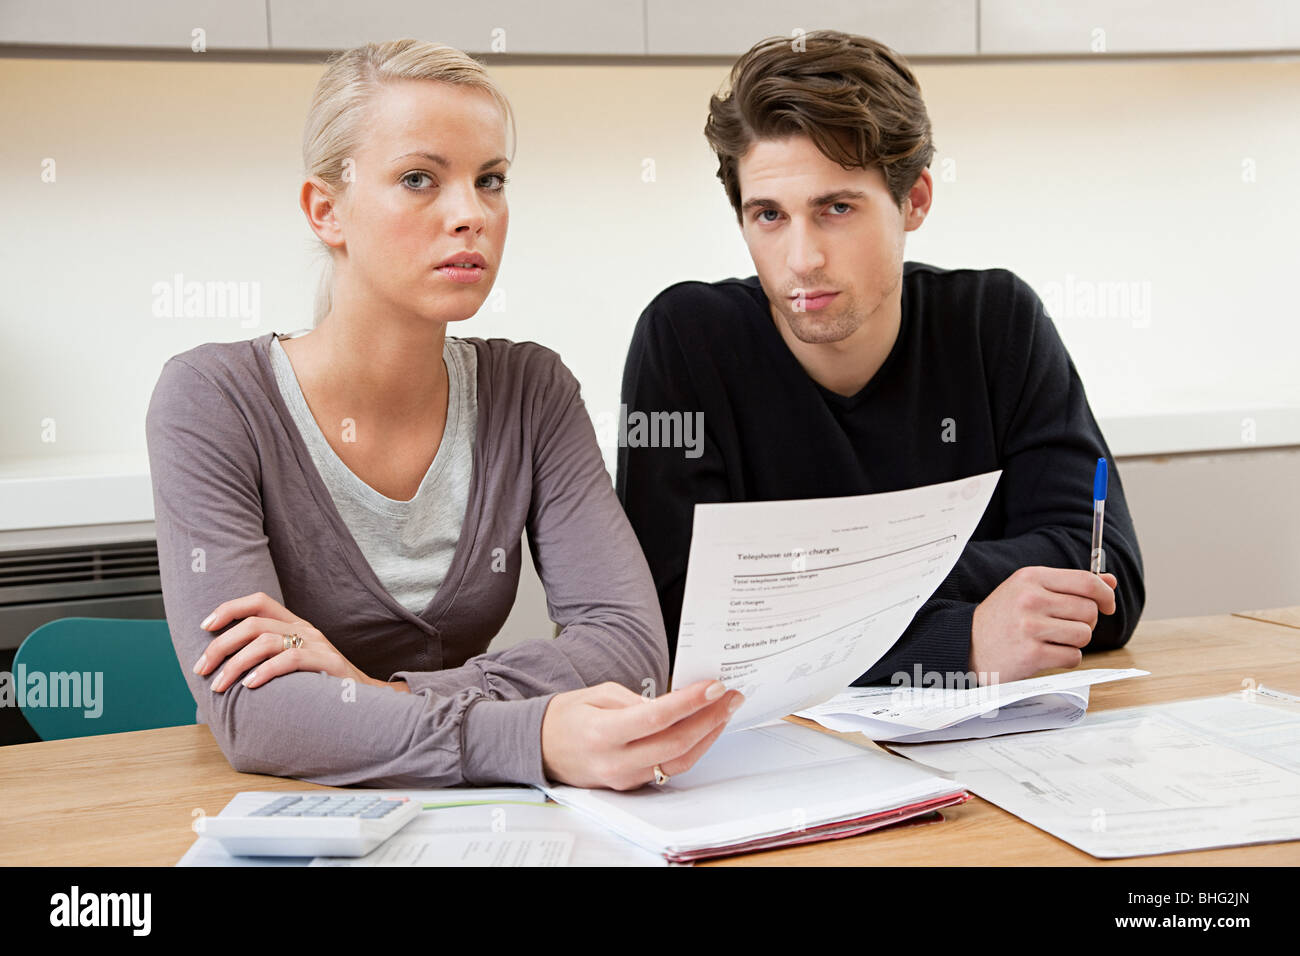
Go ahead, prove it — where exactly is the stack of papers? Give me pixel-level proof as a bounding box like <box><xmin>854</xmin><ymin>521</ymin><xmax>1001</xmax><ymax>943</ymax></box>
<box><xmin>532</xmin><ymin>472</ymin><xmax>991</xmax><ymax>860</ymax></box>
<box><xmin>310</xmin><ymin>802</ymin><xmax>668</xmax><ymax>867</ymax></box>
<box><xmin>543</xmin><ymin>721</ymin><xmax>969</xmax><ymax>862</ymax></box>
<box><xmin>888</xmin><ymin>687</ymin><xmax>1300</xmax><ymax>857</ymax></box>
<box><xmin>796</xmin><ymin>668</ymin><xmax>1149</xmax><ymax>742</ymax></box>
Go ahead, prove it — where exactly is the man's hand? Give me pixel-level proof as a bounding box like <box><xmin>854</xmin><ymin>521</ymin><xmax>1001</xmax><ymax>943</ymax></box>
<box><xmin>541</xmin><ymin>679</ymin><xmax>743</xmax><ymax>790</ymax></box>
<box><xmin>970</xmin><ymin>567</ymin><xmax>1118</xmax><ymax>685</ymax></box>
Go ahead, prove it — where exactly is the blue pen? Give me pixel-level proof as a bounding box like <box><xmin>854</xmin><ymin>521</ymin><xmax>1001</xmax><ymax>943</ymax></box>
<box><xmin>1090</xmin><ymin>457</ymin><xmax>1107</xmax><ymax>575</ymax></box>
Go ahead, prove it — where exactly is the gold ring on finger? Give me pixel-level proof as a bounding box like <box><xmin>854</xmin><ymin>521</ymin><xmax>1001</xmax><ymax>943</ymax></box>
<box><xmin>282</xmin><ymin>633</ymin><xmax>304</xmax><ymax>651</ymax></box>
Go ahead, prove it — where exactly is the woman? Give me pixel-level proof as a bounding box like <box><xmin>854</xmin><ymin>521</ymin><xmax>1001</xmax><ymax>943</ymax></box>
<box><xmin>145</xmin><ymin>38</ymin><xmax>741</xmax><ymax>790</ymax></box>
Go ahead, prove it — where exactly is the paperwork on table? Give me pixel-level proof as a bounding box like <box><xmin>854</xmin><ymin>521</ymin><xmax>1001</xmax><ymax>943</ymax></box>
<box><xmin>671</xmin><ymin>471</ymin><xmax>1000</xmax><ymax>731</ymax></box>
<box><xmin>797</xmin><ymin>668</ymin><xmax>1149</xmax><ymax>742</ymax></box>
<box><xmin>543</xmin><ymin>721</ymin><xmax>969</xmax><ymax>862</ymax></box>
<box><xmin>888</xmin><ymin>686</ymin><xmax>1300</xmax><ymax>858</ymax></box>
<box><xmin>310</xmin><ymin>802</ymin><xmax>667</xmax><ymax>867</ymax></box>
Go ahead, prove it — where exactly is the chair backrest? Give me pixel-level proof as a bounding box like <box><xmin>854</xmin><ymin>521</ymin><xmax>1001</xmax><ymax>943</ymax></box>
<box><xmin>12</xmin><ymin>618</ymin><xmax>196</xmax><ymax>741</ymax></box>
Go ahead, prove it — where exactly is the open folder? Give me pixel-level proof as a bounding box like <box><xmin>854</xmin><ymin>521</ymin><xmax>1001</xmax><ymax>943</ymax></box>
<box><xmin>542</xmin><ymin>721</ymin><xmax>969</xmax><ymax>863</ymax></box>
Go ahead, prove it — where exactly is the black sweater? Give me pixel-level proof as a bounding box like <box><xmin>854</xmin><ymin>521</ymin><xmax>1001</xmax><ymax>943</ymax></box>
<box><xmin>615</xmin><ymin>261</ymin><xmax>1145</xmax><ymax>685</ymax></box>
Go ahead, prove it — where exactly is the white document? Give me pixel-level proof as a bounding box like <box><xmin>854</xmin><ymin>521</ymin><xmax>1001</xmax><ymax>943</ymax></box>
<box><xmin>543</xmin><ymin>721</ymin><xmax>966</xmax><ymax>859</ymax></box>
<box><xmin>797</xmin><ymin>668</ymin><xmax>1149</xmax><ymax>742</ymax></box>
<box><xmin>176</xmin><ymin>787</ymin><xmax>550</xmax><ymax>867</ymax></box>
<box><xmin>671</xmin><ymin>471</ymin><xmax>1000</xmax><ymax>731</ymax></box>
<box><xmin>314</xmin><ymin>830</ymin><xmax>575</xmax><ymax>867</ymax></box>
<box><xmin>888</xmin><ymin>689</ymin><xmax>1300</xmax><ymax>858</ymax></box>
<box><xmin>310</xmin><ymin>803</ymin><xmax>667</xmax><ymax>867</ymax></box>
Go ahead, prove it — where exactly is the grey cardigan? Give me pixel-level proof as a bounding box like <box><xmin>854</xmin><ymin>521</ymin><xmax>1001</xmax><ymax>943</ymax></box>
<box><xmin>145</xmin><ymin>331</ymin><xmax>668</xmax><ymax>787</ymax></box>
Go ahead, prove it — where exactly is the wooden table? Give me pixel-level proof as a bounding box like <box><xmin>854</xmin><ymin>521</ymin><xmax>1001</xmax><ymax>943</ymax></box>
<box><xmin>2</xmin><ymin>609</ymin><xmax>1298</xmax><ymax>866</ymax></box>
<box><xmin>1233</xmin><ymin>606</ymin><xmax>1300</xmax><ymax>631</ymax></box>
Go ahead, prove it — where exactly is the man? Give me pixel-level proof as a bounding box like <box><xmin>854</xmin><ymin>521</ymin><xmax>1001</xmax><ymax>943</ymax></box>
<box><xmin>616</xmin><ymin>30</ymin><xmax>1144</xmax><ymax>688</ymax></box>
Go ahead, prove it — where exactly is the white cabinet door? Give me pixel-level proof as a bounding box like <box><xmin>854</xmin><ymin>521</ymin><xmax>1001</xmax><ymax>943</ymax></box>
<box><xmin>645</xmin><ymin>0</ymin><xmax>978</xmax><ymax>56</ymax></box>
<box><xmin>0</xmin><ymin>0</ymin><xmax>268</xmax><ymax>50</ymax></box>
<box><xmin>981</xmin><ymin>0</ymin><xmax>1300</xmax><ymax>55</ymax></box>
<box><xmin>267</xmin><ymin>0</ymin><xmax>644</xmax><ymax>54</ymax></box>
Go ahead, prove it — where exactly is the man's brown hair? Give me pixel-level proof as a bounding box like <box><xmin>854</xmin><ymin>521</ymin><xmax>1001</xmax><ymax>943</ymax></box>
<box><xmin>704</xmin><ymin>30</ymin><xmax>935</xmax><ymax>225</ymax></box>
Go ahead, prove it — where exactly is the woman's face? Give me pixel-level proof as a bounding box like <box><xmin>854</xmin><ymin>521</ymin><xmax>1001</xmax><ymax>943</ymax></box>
<box><xmin>328</xmin><ymin>79</ymin><xmax>509</xmax><ymax>325</ymax></box>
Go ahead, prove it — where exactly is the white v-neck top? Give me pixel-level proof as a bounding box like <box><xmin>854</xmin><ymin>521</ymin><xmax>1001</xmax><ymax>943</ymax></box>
<box><xmin>269</xmin><ymin>331</ymin><xmax>477</xmax><ymax>615</ymax></box>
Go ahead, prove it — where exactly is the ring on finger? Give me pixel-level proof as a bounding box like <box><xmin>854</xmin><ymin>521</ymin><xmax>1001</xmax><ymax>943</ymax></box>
<box><xmin>282</xmin><ymin>632</ymin><xmax>304</xmax><ymax>651</ymax></box>
<box><xmin>653</xmin><ymin>764</ymin><xmax>669</xmax><ymax>786</ymax></box>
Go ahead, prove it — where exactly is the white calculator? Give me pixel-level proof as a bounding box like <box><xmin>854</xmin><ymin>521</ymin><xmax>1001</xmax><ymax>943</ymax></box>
<box><xmin>202</xmin><ymin>792</ymin><xmax>423</xmax><ymax>857</ymax></box>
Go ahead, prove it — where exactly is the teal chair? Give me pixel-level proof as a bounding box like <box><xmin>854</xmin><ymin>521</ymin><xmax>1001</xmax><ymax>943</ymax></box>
<box><xmin>13</xmin><ymin>618</ymin><xmax>196</xmax><ymax>741</ymax></box>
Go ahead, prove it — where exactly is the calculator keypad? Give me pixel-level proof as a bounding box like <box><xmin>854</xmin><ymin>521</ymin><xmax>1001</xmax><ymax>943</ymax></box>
<box><xmin>249</xmin><ymin>795</ymin><xmax>408</xmax><ymax>818</ymax></box>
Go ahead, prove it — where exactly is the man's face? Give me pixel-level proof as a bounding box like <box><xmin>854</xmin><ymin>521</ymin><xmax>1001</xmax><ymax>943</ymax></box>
<box><xmin>736</xmin><ymin>134</ymin><xmax>924</xmax><ymax>345</ymax></box>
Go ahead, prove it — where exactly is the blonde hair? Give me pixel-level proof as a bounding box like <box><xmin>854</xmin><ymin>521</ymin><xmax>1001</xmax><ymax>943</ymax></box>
<box><xmin>301</xmin><ymin>38</ymin><xmax>517</xmax><ymax>326</ymax></box>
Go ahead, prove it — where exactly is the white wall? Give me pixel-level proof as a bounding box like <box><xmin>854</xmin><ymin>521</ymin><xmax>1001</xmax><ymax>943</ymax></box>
<box><xmin>1</xmin><ymin>50</ymin><xmax>1297</xmax><ymax>627</ymax></box>
<box><xmin>1115</xmin><ymin>446</ymin><xmax>1300</xmax><ymax>620</ymax></box>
